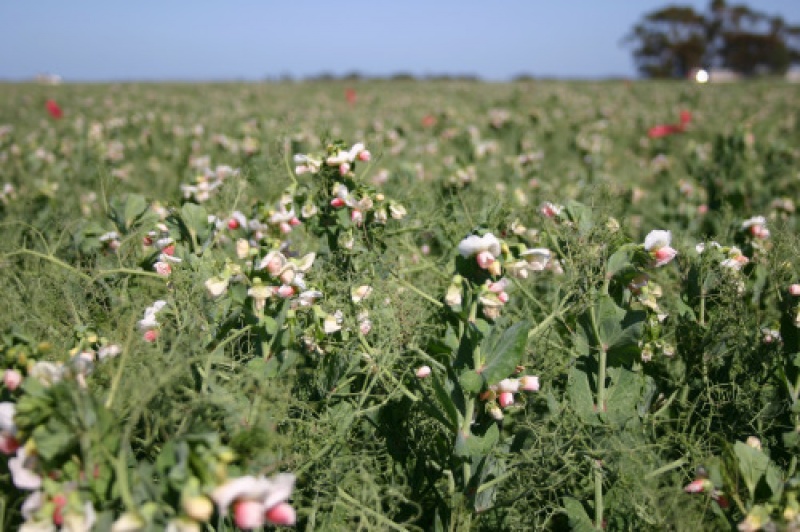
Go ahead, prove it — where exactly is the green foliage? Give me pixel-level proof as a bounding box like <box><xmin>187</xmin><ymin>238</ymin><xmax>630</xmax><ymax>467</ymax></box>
<box><xmin>1</xmin><ymin>79</ymin><xmax>800</xmax><ymax>530</ymax></box>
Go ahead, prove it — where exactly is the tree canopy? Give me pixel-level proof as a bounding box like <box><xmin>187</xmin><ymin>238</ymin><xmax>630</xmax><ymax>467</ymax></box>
<box><xmin>624</xmin><ymin>0</ymin><xmax>800</xmax><ymax>78</ymax></box>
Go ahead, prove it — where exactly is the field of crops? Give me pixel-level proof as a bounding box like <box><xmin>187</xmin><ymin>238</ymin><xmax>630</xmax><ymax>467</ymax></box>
<box><xmin>1</xmin><ymin>79</ymin><xmax>800</xmax><ymax>530</ymax></box>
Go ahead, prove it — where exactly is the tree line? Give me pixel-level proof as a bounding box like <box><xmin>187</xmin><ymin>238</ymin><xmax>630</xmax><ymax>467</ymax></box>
<box><xmin>625</xmin><ymin>0</ymin><xmax>800</xmax><ymax>78</ymax></box>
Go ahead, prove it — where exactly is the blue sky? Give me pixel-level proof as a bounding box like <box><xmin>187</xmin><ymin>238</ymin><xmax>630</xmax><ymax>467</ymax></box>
<box><xmin>2</xmin><ymin>1</ymin><xmax>799</xmax><ymax>81</ymax></box>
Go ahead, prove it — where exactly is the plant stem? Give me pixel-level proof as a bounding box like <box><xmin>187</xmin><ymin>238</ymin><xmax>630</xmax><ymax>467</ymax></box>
<box><xmin>589</xmin><ymin>303</ymin><xmax>607</xmax><ymax>412</ymax></box>
<box><xmin>594</xmin><ymin>462</ymin><xmax>604</xmax><ymax>530</ymax></box>
<box><xmin>391</xmin><ymin>274</ymin><xmax>444</xmax><ymax>308</ymax></box>
<box><xmin>4</xmin><ymin>249</ymin><xmax>92</xmax><ymax>283</ymax></box>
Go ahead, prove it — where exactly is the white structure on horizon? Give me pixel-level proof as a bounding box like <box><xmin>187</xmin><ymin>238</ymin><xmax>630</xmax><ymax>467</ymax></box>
<box><xmin>35</xmin><ymin>73</ymin><xmax>63</xmax><ymax>85</ymax></box>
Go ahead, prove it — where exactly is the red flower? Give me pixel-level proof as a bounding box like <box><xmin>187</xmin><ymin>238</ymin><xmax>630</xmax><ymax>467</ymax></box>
<box><xmin>648</xmin><ymin>110</ymin><xmax>692</xmax><ymax>139</ymax></box>
<box><xmin>45</xmin><ymin>99</ymin><xmax>63</xmax><ymax>119</ymax></box>
<box><xmin>421</xmin><ymin>114</ymin><xmax>437</xmax><ymax>128</ymax></box>
<box><xmin>345</xmin><ymin>88</ymin><xmax>357</xmax><ymax>105</ymax></box>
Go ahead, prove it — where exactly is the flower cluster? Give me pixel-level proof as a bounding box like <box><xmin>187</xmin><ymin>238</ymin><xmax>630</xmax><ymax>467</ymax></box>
<box><xmin>211</xmin><ymin>473</ymin><xmax>296</xmax><ymax>529</ymax></box>
<box><xmin>481</xmin><ymin>375</ymin><xmax>541</xmax><ymax>420</ymax></box>
<box><xmin>643</xmin><ymin>230</ymin><xmax>678</xmax><ymax>268</ymax></box>
<box><xmin>452</xmin><ymin>231</ymin><xmax>552</xmax><ymax>319</ymax></box>
<box><xmin>138</xmin><ymin>300</ymin><xmax>168</xmax><ymax>342</ymax></box>
<box><xmin>180</xmin><ymin>165</ymin><xmax>240</xmax><ymax>203</ymax></box>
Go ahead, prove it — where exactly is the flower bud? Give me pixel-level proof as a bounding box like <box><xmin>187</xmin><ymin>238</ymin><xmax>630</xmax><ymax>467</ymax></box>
<box><xmin>331</xmin><ymin>198</ymin><xmax>346</xmax><ymax>208</ymax></box>
<box><xmin>519</xmin><ymin>375</ymin><xmax>540</xmax><ymax>392</ymax></box>
<box><xmin>265</xmin><ymin>502</ymin><xmax>296</xmax><ymax>526</ymax></box>
<box><xmin>476</xmin><ymin>251</ymin><xmax>494</xmax><ymax>270</ymax></box>
<box><xmin>790</xmin><ymin>284</ymin><xmax>800</xmax><ymax>296</ymax></box>
<box><xmin>183</xmin><ymin>495</ymin><xmax>214</xmax><ymax>522</ymax></box>
<box><xmin>234</xmin><ymin>500</ymin><xmax>264</xmax><ymax>530</ymax></box>
<box><xmin>3</xmin><ymin>369</ymin><xmax>22</xmax><ymax>391</ymax></box>
<box><xmin>415</xmin><ymin>366</ymin><xmax>431</xmax><ymax>379</ymax></box>
<box><xmin>277</xmin><ymin>285</ymin><xmax>295</xmax><ymax>298</ymax></box>
<box><xmin>487</xmin><ymin>402</ymin><xmax>503</xmax><ymax>420</ymax></box>
<box><xmin>498</xmin><ymin>391</ymin><xmax>514</xmax><ymax>408</ymax></box>
<box><xmin>746</xmin><ymin>436</ymin><xmax>762</xmax><ymax>451</ymax></box>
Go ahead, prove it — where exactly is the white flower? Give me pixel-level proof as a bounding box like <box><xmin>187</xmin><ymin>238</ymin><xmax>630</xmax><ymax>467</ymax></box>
<box><xmin>458</xmin><ymin>233</ymin><xmax>501</xmax><ymax>259</ymax></box>
<box><xmin>138</xmin><ymin>300</ymin><xmax>167</xmax><ymax>330</ymax></box>
<box><xmin>520</xmin><ymin>248</ymin><xmax>551</xmax><ymax>271</ymax></box>
<box><xmin>97</xmin><ymin>344</ymin><xmax>122</xmax><ymax>360</ymax></box>
<box><xmin>351</xmin><ymin>285</ymin><xmax>373</xmax><ymax>303</ymax></box>
<box><xmin>643</xmin><ymin>230</ymin><xmax>671</xmax><ymax>251</ymax></box>
<box><xmin>21</xmin><ymin>491</ymin><xmax>45</xmax><ymax>521</ymax></box>
<box><xmin>324</xmin><ymin>311</ymin><xmax>344</xmax><ymax>334</ymax></box>
<box><xmin>741</xmin><ymin>216</ymin><xmax>766</xmax><ymax>230</ymax></box>
<box><xmin>211</xmin><ymin>473</ymin><xmax>295</xmax><ymax>514</ymax></box>
<box><xmin>110</xmin><ymin>512</ymin><xmax>145</xmax><ymax>532</ymax></box>
<box><xmin>496</xmin><ymin>378</ymin><xmax>520</xmax><ymax>393</ymax></box>
<box><xmin>0</xmin><ymin>402</ymin><xmax>16</xmax><ymax>435</ymax></box>
<box><xmin>9</xmin><ymin>448</ymin><xmax>42</xmax><ymax>490</ymax></box>
<box><xmin>643</xmin><ymin>230</ymin><xmax>677</xmax><ymax>267</ymax></box>
<box><xmin>29</xmin><ymin>362</ymin><xmax>64</xmax><ymax>387</ymax></box>
<box><xmin>295</xmin><ymin>290</ymin><xmax>323</xmax><ymax>308</ymax></box>
<box><xmin>205</xmin><ymin>276</ymin><xmax>230</xmax><ymax>298</ymax></box>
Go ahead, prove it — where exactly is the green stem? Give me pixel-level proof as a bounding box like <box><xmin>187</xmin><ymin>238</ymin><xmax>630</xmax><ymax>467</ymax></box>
<box><xmin>594</xmin><ymin>462</ymin><xmax>604</xmax><ymax>530</ymax></box>
<box><xmin>589</xmin><ymin>303</ymin><xmax>607</xmax><ymax>412</ymax></box>
<box><xmin>644</xmin><ymin>457</ymin><xmax>688</xmax><ymax>479</ymax></box>
<box><xmin>391</xmin><ymin>274</ymin><xmax>444</xmax><ymax>308</ymax></box>
<box><xmin>94</xmin><ymin>268</ymin><xmax>165</xmax><ymax>280</ymax></box>
<box><xmin>3</xmin><ymin>249</ymin><xmax>92</xmax><ymax>283</ymax></box>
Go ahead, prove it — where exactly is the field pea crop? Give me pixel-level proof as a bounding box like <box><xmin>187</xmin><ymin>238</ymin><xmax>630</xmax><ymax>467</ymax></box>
<box><xmin>1</xmin><ymin>79</ymin><xmax>800</xmax><ymax>530</ymax></box>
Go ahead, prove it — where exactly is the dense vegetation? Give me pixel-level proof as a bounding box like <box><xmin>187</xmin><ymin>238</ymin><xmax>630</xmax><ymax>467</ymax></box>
<box><xmin>1</xmin><ymin>79</ymin><xmax>800</xmax><ymax>530</ymax></box>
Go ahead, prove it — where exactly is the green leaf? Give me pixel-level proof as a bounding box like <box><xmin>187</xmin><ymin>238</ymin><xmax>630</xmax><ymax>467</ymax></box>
<box><xmin>566</xmin><ymin>363</ymin><xmax>600</xmax><ymax>424</ymax></box>
<box><xmin>578</xmin><ymin>296</ymin><xmax>645</xmax><ymax>366</ymax></box>
<box><xmin>454</xmin><ymin>423</ymin><xmax>499</xmax><ymax>459</ymax></box>
<box><xmin>431</xmin><ymin>373</ymin><xmax>459</xmax><ymax>430</ymax></box>
<box><xmin>479</xmin><ymin>320</ymin><xmax>530</xmax><ymax>386</ymax></box>
<box><xmin>180</xmin><ymin>203</ymin><xmax>210</xmax><ymax>246</ymax></box>
<box><xmin>459</xmin><ymin>370</ymin><xmax>483</xmax><ymax>393</ymax></box>
<box><xmin>734</xmin><ymin>441</ymin><xmax>769</xmax><ymax>500</ymax></box>
<box><xmin>606</xmin><ymin>245</ymin><xmax>636</xmax><ymax>277</ymax></box>
<box><xmin>122</xmin><ymin>194</ymin><xmax>148</xmax><ymax>230</ymax></box>
<box><xmin>562</xmin><ymin>497</ymin><xmax>595</xmax><ymax>532</ymax></box>
<box><xmin>32</xmin><ymin>419</ymin><xmax>77</xmax><ymax>461</ymax></box>
<box><xmin>604</xmin><ymin>367</ymin><xmax>642</xmax><ymax>427</ymax></box>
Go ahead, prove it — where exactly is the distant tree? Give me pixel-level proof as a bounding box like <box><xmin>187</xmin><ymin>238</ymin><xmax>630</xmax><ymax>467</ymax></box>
<box><xmin>625</xmin><ymin>0</ymin><xmax>800</xmax><ymax>78</ymax></box>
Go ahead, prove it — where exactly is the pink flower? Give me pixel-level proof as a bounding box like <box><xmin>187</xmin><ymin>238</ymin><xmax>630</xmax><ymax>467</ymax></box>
<box><xmin>476</xmin><ymin>251</ymin><xmax>495</xmax><ymax>270</ymax></box>
<box><xmin>647</xmin><ymin>123</ymin><xmax>683</xmax><ymax>139</ymax></box>
<box><xmin>790</xmin><ymin>284</ymin><xmax>800</xmax><ymax>296</ymax></box>
<box><xmin>357</xmin><ymin>150</ymin><xmax>371</xmax><ymax>162</ymax></box>
<box><xmin>0</xmin><ymin>433</ymin><xmax>20</xmax><ymax>455</ymax></box>
<box><xmin>265</xmin><ymin>502</ymin><xmax>296</xmax><ymax>526</ymax></box>
<box><xmin>234</xmin><ymin>499</ymin><xmax>265</xmax><ymax>529</ymax></box>
<box><xmin>143</xmin><ymin>330</ymin><xmax>159</xmax><ymax>343</ymax></box>
<box><xmin>154</xmin><ymin>261</ymin><xmax>171</xmax><ymax>276</ymax></box>
<box><xmin>684</xmin><ymin>478</ymin><xmax>713</xmax><ymax>494</ymax></box>
<box><xmin>46</xmin><ymin>99</ymin><xmax>63</xmax><ymax>119</ymax></box>
<box><xmin>211</xmin><ymin>473</ymin><xmax>296</xmax><ymax>530</ymax></box>
<box><xmin>276</xmin><ymin>285</ymin><xmax>295</xmax><ymax>298</ymax></box>
<box><xmin>643</xmin><ymin>230</ymin><xmax>677</xmax><ymax>267</ymax></box>
<box><xmin>498</xmin><ymin>392</ymin><xmax>514</xmax><ymax>408</ymax></box>
<box><xmin>519</xmin><ymin>375</ymin><xmax>540</xmax><ymax>392</ymax></box>
<box><xmin>415</xmin><ymin>366</ymin><xmax>431</xmax><ymax>379</ymax></box>
<box><xmin>3</xmin><ymin>369</ymin><xmax>22</xmax><ymax>391</ymax></box>
<box><xmin>331</xmin><ymin>197</ymin><xmax>346</xmax><ymax>208</ymax></box>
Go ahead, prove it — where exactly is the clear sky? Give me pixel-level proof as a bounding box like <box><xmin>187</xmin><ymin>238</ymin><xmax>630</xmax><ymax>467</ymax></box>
<box><xmin>2</xmin><ymin>1</ymin><xmax>799</xmax><ymax>81</ymax></box>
